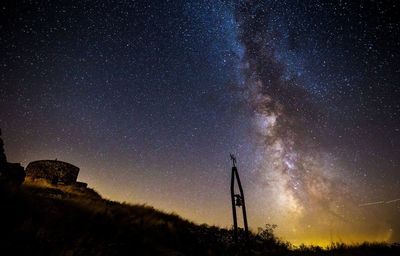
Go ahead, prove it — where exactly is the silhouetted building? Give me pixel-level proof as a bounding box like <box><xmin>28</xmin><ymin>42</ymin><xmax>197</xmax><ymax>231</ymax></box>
<box><xmin>26</xmin><ymin>160</ymin><xmax>80</xmax><ymax>185</ymax></box>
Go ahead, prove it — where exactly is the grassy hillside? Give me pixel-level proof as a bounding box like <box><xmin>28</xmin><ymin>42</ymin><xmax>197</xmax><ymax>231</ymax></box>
<box><xmin>0</xmin><ymin>182</ymin><xmax>399</xmax><ymax>256</ymax></box>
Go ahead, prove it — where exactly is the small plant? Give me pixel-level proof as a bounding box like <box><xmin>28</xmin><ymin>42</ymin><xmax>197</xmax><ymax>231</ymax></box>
<box><xmin>257</xmin><ymin>224</ymin><xmax>278</xmax><ymax>242</ymax></box>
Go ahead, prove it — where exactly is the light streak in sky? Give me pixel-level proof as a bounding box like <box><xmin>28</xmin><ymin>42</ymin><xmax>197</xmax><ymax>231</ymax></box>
<box><xmin>359</xmin><ymin>198</ymin><xmax>400</xmax><ymax>207</ymax></box>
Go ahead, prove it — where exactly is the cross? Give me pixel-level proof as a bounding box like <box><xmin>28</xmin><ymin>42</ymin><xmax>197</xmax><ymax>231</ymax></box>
<box><xmin>230</xmin><ymin>153</ymin><xmax>236</xmax><ymax>167</ymax></box>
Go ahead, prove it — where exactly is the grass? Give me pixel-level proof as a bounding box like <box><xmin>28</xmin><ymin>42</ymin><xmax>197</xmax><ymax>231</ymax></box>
<box><xmin>0</xmin><ymin>181</ymin><xmax>399</xmax><ymax>255</ymax></box>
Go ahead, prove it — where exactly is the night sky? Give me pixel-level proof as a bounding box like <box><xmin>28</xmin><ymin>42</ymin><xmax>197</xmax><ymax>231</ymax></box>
<box><xmin>1</xmin><ymin>0</ymin><xmax>399</xmax><ymax>246</ymax></box>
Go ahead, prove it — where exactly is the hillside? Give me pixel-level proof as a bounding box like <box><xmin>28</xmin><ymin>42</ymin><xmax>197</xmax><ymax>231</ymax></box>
<box><xmin>0</xmin><ymin>182</ymin><xmax>399</xmax><ymax>256</ymax></box>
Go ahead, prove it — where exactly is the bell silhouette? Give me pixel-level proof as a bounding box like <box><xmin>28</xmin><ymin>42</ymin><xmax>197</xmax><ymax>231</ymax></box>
<box><xmin>234</xmin><ymin>194</ymin><xmax>242</xmax><ymax>207</ymax></box>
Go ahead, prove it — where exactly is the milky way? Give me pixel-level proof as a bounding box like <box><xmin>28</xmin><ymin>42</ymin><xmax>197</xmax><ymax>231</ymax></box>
<box><xmin>234</xmin><ymin>0</ymin><xmax>400</xmax><ymax>244</ymax></box>
<box><xmin>1</xmin><ymin>0</ymin><xmax>399</xmax><ymax>245</ymax></box>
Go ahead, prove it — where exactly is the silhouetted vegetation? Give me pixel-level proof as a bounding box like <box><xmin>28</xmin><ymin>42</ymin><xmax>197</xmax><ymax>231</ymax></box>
<box><xmin>0</xmin><ymin>182</ymin><xmax>399</xmax><ymax>255</ymax></box>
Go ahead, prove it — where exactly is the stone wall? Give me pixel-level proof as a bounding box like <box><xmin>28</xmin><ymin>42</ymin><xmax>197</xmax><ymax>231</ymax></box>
<box><xmin>26</xmin><ymin>160</ymin><xmax>79</xmax><ymax>185</ymax></box>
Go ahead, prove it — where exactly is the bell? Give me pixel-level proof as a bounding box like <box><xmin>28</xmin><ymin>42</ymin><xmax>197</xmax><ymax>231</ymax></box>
<box><xmin>234</xmin><ymin>194</ymin><xmax>242</xmax><ymax>207</ymax></box>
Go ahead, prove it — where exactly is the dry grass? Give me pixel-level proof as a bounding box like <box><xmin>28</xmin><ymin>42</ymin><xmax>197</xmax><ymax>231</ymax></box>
<box><xmin>0</xmin><ymin>182</ymin><xmax>398</xmax><ymax>256</ymax></box>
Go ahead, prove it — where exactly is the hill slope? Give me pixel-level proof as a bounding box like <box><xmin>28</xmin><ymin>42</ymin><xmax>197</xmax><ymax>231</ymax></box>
<box><xmin>0</xmin><ymin>182</ymin><xmax>399</xmax><ymax>256</ymax></box>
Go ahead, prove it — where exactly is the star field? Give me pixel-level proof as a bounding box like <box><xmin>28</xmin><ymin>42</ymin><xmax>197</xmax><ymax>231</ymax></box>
<box><xmin>1</xmin><ymin>0</ymin><xmax>399</xmax><ymax>246</ymax></box>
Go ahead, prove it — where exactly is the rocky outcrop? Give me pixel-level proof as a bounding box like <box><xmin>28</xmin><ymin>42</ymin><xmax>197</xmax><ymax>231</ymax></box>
<box><xmin>0</xmin><ymin>128</ymin><xmax>25</xmax><ymax>188</ymax></box>
<box><xmin>26</xmin><ymin>160</ymin><xmax>79</xmax><ymax>185</ymax></box>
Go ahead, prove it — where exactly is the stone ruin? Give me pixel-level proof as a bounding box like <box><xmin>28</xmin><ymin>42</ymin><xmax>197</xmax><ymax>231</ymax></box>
<box><xmin>0</xmin><ymin>128</ymin><xmax>89</xmax><ymax>193</ymax></box>
<box><xmin>0</xmin><ymin>129</ymin><xmax>25</xmax><ymax>188</ymax></box>
<box><xmin>26</xmin><ymin>160</ymin><xmax>87</xmax><ymax>188</ymax></box>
